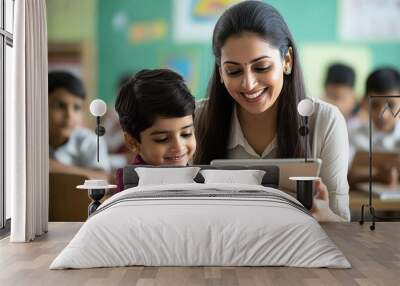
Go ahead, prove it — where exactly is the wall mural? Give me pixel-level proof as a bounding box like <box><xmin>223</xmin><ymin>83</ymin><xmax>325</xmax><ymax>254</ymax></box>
<box><xmin>173</xmin><ymin>0</ymin><xmax>242</xmax><ymax>43</ymax></box>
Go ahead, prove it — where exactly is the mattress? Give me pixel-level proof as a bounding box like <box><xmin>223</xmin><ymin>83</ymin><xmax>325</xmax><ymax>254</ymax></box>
<box><xmin>50</xmin><ymin>183</ymin><xmax>350</xmax><ymax>269</ymax></box>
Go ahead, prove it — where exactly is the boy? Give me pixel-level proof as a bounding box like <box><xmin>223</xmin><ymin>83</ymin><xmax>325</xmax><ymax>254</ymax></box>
<box><xmin>323</xmin><ymin>63</ymin><xmax>357</xmax><ymax>120</ymax></box>
<box><xmin>114</xmin><ymin>69</ymin><xmax>196</xmax><ymax>192</ymax></box>
<box><xmin>49</xmin><ymin>71</ymin><xmax>111</xmax><ymax>179</ymax></box>
<box><xmin>348</xmin><ymin>67</ymin><xmax>400</xmax><ymax>186</ymax></box>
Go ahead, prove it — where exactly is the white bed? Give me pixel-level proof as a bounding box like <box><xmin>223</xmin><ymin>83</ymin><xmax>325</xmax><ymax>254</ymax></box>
<box><xmin>50</xmin><ymin>182</ymin><xmax>350</xmax><ymax>269</ymax></box>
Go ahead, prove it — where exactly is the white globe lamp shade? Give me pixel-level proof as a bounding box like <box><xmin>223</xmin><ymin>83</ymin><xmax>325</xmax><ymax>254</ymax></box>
<box><xmin>90</xmin><ymin>99</ymin><xmax>107</xmax><ymax>117</ymax></box>
<box><xmin>297</xmin><ymin>99</ymin><xmax>315</xmax><ymax>117</ymax></box>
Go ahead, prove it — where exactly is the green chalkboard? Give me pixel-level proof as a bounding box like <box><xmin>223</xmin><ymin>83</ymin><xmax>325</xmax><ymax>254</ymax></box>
<box><xmin>97</xmin><ymin>0</ymin><xmax>400</xmax><ymax>104</ymax></box>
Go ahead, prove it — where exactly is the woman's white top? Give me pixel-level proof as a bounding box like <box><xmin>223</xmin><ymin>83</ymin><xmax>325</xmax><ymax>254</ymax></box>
<box><xmin>227</xmin><ymin>98</ymin><xmax>350</xmax><ymax>221</ymax></box>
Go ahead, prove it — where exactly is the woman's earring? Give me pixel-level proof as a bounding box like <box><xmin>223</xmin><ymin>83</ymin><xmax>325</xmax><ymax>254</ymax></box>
<box><xmin>220</xmin><ymin>77</ymin><xmax>224</xmax><ymax>84</ymax></box>
<box><xmin>284</xmin><ymin>67</ymin><xmax>291</xmax><ymax>75</ymax></box>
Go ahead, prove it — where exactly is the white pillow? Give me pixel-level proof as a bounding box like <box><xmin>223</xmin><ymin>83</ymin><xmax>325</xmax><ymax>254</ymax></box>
<box><xmin>200</xmin><ymin>169</ymin><xmax>266</xmax><ymax>185</ymax></box>
<box><xmin>135</xmin><ymin>167</ymin><xmax>201</xmax><ymax>186</ymax></box>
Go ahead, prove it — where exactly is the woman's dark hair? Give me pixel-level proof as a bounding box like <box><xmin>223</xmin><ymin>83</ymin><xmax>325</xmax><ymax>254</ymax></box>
<box><xmin>194</xmin><ymin>0</ymin><xmax>306</xmax><ymax>164</ymax></box>
<box><xmin>365</xmin><ymin>67</ymin><xmax>400</xmax><ymax>96</ymax></box>
<box><xmin>48</xmin><ymin>71</ymin><xmax>85</xmax><ymax>99</ymax></box>
<box><xmin>325</xmin><ymin>63</ymin><xmax>355</xmax><ymax>88</ymax></box>
<box><xmin>115</xmin><ymin>69</ymin><xmax>195</xmax><ymax>142</ymax></box>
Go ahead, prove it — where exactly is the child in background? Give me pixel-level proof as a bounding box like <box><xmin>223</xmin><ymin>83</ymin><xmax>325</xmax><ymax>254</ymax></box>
<box><xmin>348</xmin><ymin>67</ymin><xmax>400</xmax><ymax>186</ymax></box>
<box><xmin>322</xmin><ymin>63</ymin><xmax>357</xmax><ymax>120</ymax></box>
<box><xmin>114</xmin><ymin>69</ymin><xmax>196</xmax><ymax>192</ymax></box>
<box><xmin>49</xmin><ymin>71</ymin><xmax>111</xmax><ymax>179</ymax></box>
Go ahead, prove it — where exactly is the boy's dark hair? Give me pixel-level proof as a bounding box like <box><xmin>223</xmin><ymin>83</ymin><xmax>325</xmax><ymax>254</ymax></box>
<box><xmin>115</xmin><ymin>69</ymin><xmax>195</xmax><ymax>142</ymax></box>
<box><xmin>366</xmin><ymin>67</ymin><xmax>400</xmax><ymax>95</ymax></box>
<box><xmin>48</xmin><ymin>71</ymin><xmax>86</xmax><ymax>99</ymax></box>
<box><xmin>117</xmin><ymin>73</ymin><xmax>134</xmax><ymax>90</ymax></box>
<box><xmin>324</xmin><ymin>63</ymin><xmax>355</xmax><ymax>88</ymax></box>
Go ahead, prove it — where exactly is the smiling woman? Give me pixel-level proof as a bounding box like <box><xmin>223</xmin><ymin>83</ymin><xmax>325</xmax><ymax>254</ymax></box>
<box><xmin>220</xmin><ymin>35</ymin><xmax>291</xmax><ymax>117</ymax></box>
<box><xmin>194</xmin><ymin>1</ymin><xmax>304</xmax><ymax>164</ymax></box>
<box><xmin>194</xmin><ymin>1</ymin><xmax>350</xmax><ymax>222</ymax></box>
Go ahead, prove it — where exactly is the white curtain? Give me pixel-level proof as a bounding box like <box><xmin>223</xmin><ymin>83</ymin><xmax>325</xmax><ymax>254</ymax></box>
<box><xmin>7</xmin><ymin>0</ymin><xmax>48</xmax><ymax>242</ymax></box>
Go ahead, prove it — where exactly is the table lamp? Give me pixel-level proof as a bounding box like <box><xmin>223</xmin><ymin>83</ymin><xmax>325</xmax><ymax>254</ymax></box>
<box><xmin>291</xmin><ymin>99</ymin><xmax>316</xmax><ymax>210</ymax></box>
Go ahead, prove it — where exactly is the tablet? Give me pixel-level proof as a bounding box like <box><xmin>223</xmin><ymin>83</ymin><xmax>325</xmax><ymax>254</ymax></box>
<box><xmin>210</xmin><ymin>158</ymin><xmax>322</xmax><ymax>191</ymax></box>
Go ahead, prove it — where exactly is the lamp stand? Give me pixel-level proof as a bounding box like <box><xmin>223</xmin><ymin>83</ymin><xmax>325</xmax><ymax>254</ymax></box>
<box><xmin>359</xmin><ymin>95</ymin><xmax>400</xmax><ymax>230</ymax></box>
<box><xmin>94</xmin><ymin>116</ymin><xmax>106</xmax><ymax>162</ymax></box>
<box><xmin>299</xmin><ymin>117</ymin><xmax>310</xmax><ymax>163</ymax></box>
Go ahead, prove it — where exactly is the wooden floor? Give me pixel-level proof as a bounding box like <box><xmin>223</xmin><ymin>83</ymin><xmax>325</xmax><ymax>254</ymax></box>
<box><xmin>0</xmin><ymin>222</ymin><xmax>399</xmax><ymax>286</ymax></box>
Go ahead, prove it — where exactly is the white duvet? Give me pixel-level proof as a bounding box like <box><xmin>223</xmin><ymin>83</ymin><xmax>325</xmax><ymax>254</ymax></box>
<box><xmin>50</xmin><ymin>183</ymin><xmax>351</xmax><ymax>269</ymax></box>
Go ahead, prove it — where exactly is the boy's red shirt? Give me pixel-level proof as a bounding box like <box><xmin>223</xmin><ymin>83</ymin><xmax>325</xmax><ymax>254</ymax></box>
<box><xmin>115</xmin><ymin>155</ymin><xmax>146</xmax><ymax>193</ymax></box>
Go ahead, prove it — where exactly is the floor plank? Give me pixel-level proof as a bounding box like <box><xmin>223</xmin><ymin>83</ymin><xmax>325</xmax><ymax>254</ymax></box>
<box><xmin>0</xmin><ymin>222</ymin><xmax>399</xmax><ymax>286</ymax></box>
